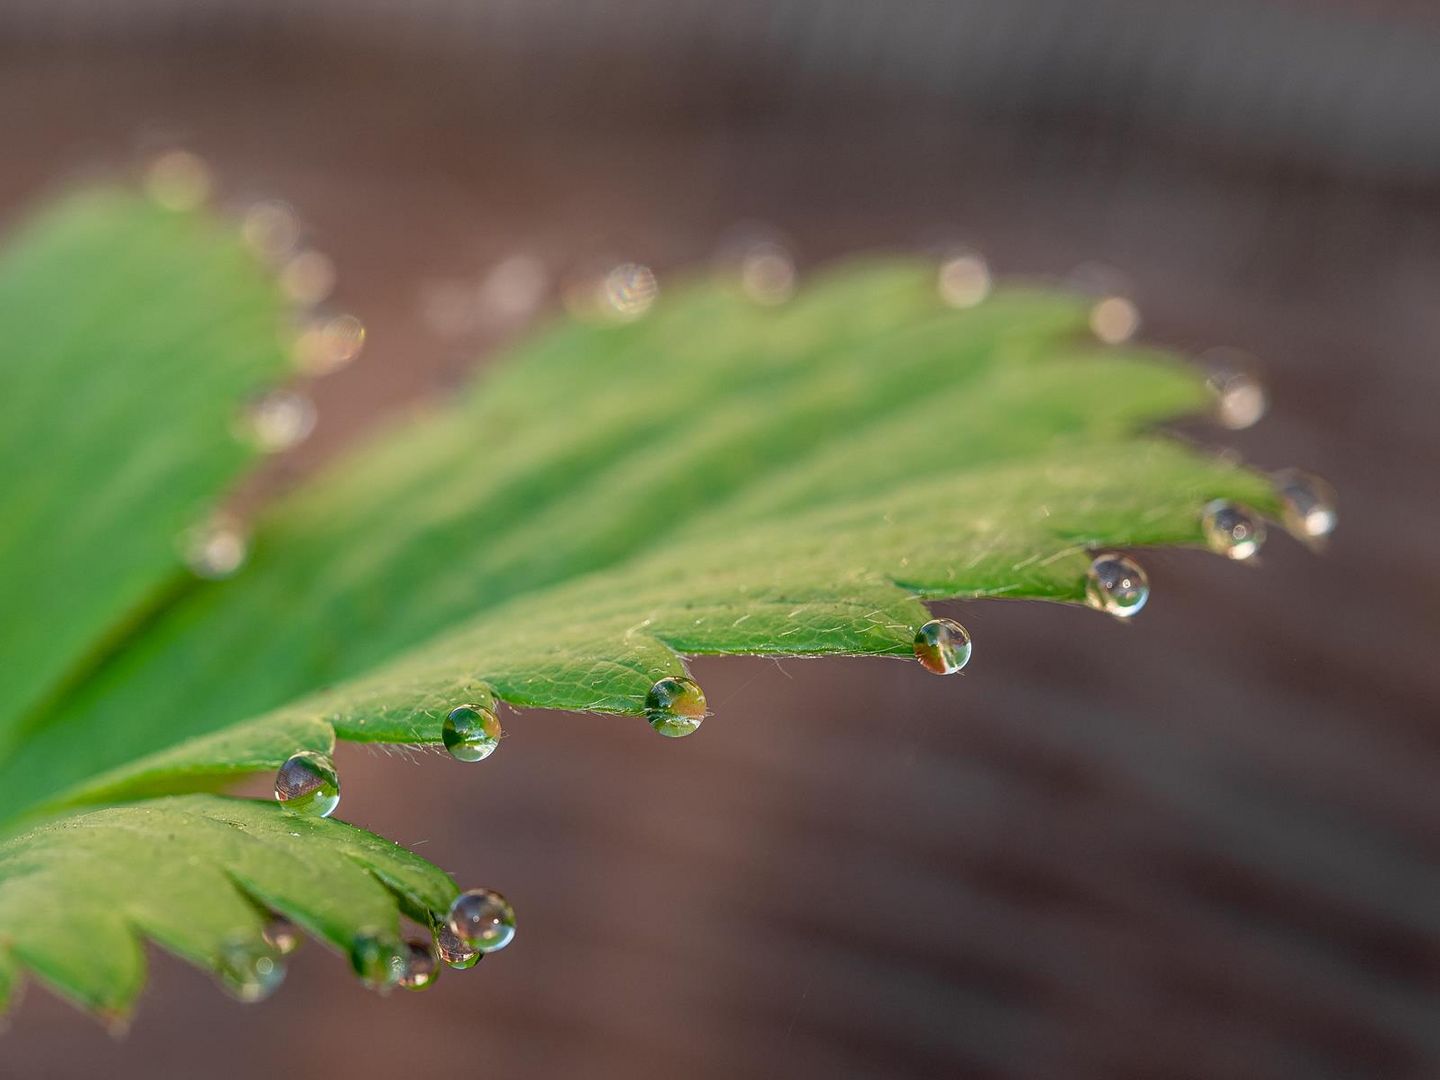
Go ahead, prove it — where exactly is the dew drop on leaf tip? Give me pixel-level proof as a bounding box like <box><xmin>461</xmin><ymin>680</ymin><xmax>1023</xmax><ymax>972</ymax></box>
<box><xmin>913</xmin><ymin>618</ymin><xmax>972</xmax><ymax>675</ymax></box>
<box><xmin>1085</xmin><ymin>553</ymin><xmax>1149</xmax><ymax>618</ymax></box>
<box><xmin>443</xmin><ymin>702</ymin><xmax>502</xmax><ymax>762</ymax></box>
<box><xmin>434</xmin><ymin>922</ymin><xmax>483</xmax><ymax>969</ymax></box>
<box><xmin>1202</xmin><ymin>350</ymin><xmax>1268</xmax><ymax>430</ymax></box>
<box><xmin>447</xmin><ymin>888</ymin><xmax>517</xmax><ymax>953</ymax></box>
<box><xmin>397</xmin><ymin>939</ymin><xmax>441</xmax><ymax>991</ymax></box>
<box><xmin>644</xmin><ymin>675</ymin><xmax>707</xmax><ymax>737</ymax></box>
<box><xmin>351</xmin><ymin>931</ymin><xmax>407</xmax><ymax>991</ymax></box>
<box><xmin>937</xmin><ymin>252</ymin><xmax>991</xmax><ymax>309</ymax></box>
<box><xmin>241</xmin><ymin>389</ymin><xmax>316</xmax><ymax>453</ymax></box>
<box><xmin>1275</xmin><ymin>469</ymin><xmax>1337</xmax><ymax>543</ymax></box>
<box><xmin>262</xmin><ymin>915</ymin><xmax>301</xmax><ymax>956</ymax></box>
<box><xmin>1201</xmin><ymin>500</ymin><xmax>1266</xmax><ymax>561</ymax></box>
<box><xmin>274</xmin><ymin>750</ymin><xmax>340</xmax><ymax>817</ymax></box>
<box><xmin>216</xmin><ymin>938</ymin><xmax>286</xmax><ymax>1003</ymax></box>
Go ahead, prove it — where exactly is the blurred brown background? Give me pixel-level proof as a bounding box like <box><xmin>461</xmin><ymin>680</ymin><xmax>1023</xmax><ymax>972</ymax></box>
<box><xmin>3</xmin><ymin>2</ymin><xmax>1440</xmax><ymax>1077</ymax></box>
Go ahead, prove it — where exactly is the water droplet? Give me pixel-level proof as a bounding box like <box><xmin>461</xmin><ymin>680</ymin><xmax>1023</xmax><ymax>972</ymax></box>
<box><xmin>1203</xmin><ymin>354</ymin><xmax>1268</xmax><ymax>430</ymax></box>
<box><xmin>912</xmin><ymin>618</ymin><xmax>972</xmax><ymax>674</ymax></box>
<box><xmin>350</xmin><ymin>930</ymin><xmax>407</xmax><ymax>991</ymax></box>
<box><xmin>181</xmin><ymin>516</ymin><xmax>248</xmax><ymax>579</ymax></box>
<box><xmin>1202</xmin><ymin>500</ymin><xmax>1266</xmax><ymax>561</ymax></box>
<box><xmin>241</xmin><ymin>200</ymin><xmax>301</xmax><ymax>262</ymax></box>
<box><xmin>262</xmin><ymin>915</ymin><xmax>302</xmax><ymax>956</ymax></box>
<box><xmin>644</xmin><ymin>675</ymin><xmax>706</xmax><ymax>738</ymax></box>
<box><xmin>1090</xmin><ymin>295</ymin><xmax>1141</xmax><ymax>344</ymax></box>
<box><xmin>242</xmin><ymin>390</ymin><xmax>316</xmax><ymax>452</ymax></box>
<box><xmin>477</xmin><ymin>253</ymin><xmax>550</xmax><ymax>325</ymax></box>
<box><xmin>294</xmin><ymin>314</ymin><xmax>366</xmax><ymax>375</ymax></box>
<box><xmin>442</xmin><ymin>702</ymin><xmax>502</xmax><ymax>762</ymax></box>
<box><xmin>279</xmin><ymin>250</ymin><xmax>337</xmax><ymax>307</ymax></box>
<box><xmin>937</xmin><ymin>253</ymin><xmax>992</xmax><ymax>308</ymax></box>
<box><xmin>1274</xmin><ymin>469</ymin><xmax>1337</xmax><ymax>542</ymax></box>
<box><xmin>1085</xmin><ymin>553</ymin><xmax>1150</xmax><ymax>618</ymax></box>
<box><xmin>145</xmin><ymin>150</ymin><xmax>213</xmax><ymax>211</ymax></box>
<box><xmin>737</xmin><ymin>242</ymin><xmax>797</xmax><ymax>306</ymax></box>
<box><xmin>274</xmin><ymin>751</ymin><xmax>340</xmax><ymax>817</ymax></box>
<box><xmin>600</xmin><ymin>263</ymin><xmax>659</xmax><ymax>319</ymax></box>
<box><xmin>434</xmin><ymin>923</ymin><xmax>483</xmax><ymax>970</ymax></box>
<box><xmin>397</xmin><ymin>939</ymin><xmax>440</xmax><ymax>991</ymax></box>
<box><xmin>216</xmin><ymin>938</ymin><xmax>285</xmax><ymax>1002</ymax></box>
<box><xmin>447</xmin><ymin>888</ymin><xmax>516</xmax><ymax>953</ymax></box>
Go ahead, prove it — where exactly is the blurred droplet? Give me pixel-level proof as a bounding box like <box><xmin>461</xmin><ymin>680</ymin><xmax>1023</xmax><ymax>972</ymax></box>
<box><xmin>478</xmin><ymin>253</ymin><xmax>550</xmax><ymax>325</ymax></box>
<box><xmin>274</xmin><ymin>751</ymin><xmax>340</xmax><ymax>817</ymax></box>
<box><xmin>1275</xmin><ymin>469</ymin><xmax>1337</xmax><ymax>543</ymax></box>
<box><xmin>447</xmin><ymin>889</ymin><xmax>516</xmax><ymax>953</ymax></box>
<box><xmin>279</xmin><ymin>250</ymin><xmax>337</xmax><ymax>308</ymax></box>
<box><xmin>645</xmin><ymin>675</ymin><xmax>706</xmax><ymax>738</ymax></box>
<box><xmin>600</xmin><ymin>262</ymin><xmax>659</xmax><ymax>319</ymax></box>
<box><xmin>737</xmin><ymin>242</ymin><xmax>798</xmax><ymax>305</ymax></box>
<box><xmin>262</xmin><ymin>916</ymin><xmax>301</xmax><ymax>956</ymax></box>
<box><xmin>241</xmin><ymin>200</ymin><xmax>301</xmax><ymax>262</ymax></box>
<box><xmin>442</xmin><ymin>702</ymin><xmax>502</xmax><ymax>762</ymax></box>
<box><xmin>181</xmin><ymin>516</ymin><xmax>248</xmax><ymax>580</ymax></box>
<box><xmin>145</xmin><ymin>150</ymin><xmax>213</xmax><ymax>211</ymax></box>
<box><xmin>937</xmin><ymin>252</ymin><xmax>992</xmax><ymax>308</ymax></box>
<box><xmin>216</xmin><ymin>938</ymin><xmax>285</xmax><ymax>1003</ymax></box>
<box><xmin>1202</xmin><ymin>350</ymin><xmax>1269</xmax><ymax>430</ymax></box>
<box><xmin>1202</xmin><ymin>500</ymin><xmax>1266</xmax><ymax>561</ymax></box>
<box><xmin>294</xmin><ymin>314</ymin><xmax>366</xmax><ymax>375</ymax></box>
<box><xmin>913</xmin><ymin>618</ymin><xmax>973</xmax><ymax>675</ymax></box>
<box><xmin>351</xmin><ymin>931</ymin><xmax>407</xmax><ymax>991</ymax></box>
<box><xmin>1085</xmin><ymin>553</ymin><xmax>1149</xmax><ymax>618</ymax></box>
<box><xmin>397</xmin><ymin>939</ymin><xmax>440</xmax><ymax>991</ymax></box>
<box><xmin>1090</xmin><ymin>295</ymin><xmax>1141</xmax><ymax>344</ymax></box>
<box><xmin>242</xmin><ymin>390</ymin><xmax>316</xmax><ymax>453</ymax></box>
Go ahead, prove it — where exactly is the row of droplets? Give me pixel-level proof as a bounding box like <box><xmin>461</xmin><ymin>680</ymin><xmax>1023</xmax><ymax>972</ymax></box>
<box><xmin>142</xmin><ymin>152</ymin><xmax>368</xmax><ymax>580</ymax></box>
<box><xmin>218</xmin><ymin>885</ymin><xmax>516</xmax><ymax>1002</ymax></box>
<box><xmin>914</xmin><ymin>475</ymin><xmax>1336</xmax><ymax>676</ymax></box>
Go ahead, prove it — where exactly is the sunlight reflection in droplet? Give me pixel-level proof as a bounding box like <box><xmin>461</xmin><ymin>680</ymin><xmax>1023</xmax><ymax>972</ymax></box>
<box><xmin>294</xmin><ymin>314</ymin><xmax>366</xmax><ymax>375</ymax></box>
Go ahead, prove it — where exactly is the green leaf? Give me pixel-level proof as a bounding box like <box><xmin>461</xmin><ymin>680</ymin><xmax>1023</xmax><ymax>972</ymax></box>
<box><xmin>0</xmin><ymin>795</ymin><xmax>456</xmax><ymax>1018</ymax></box>
<box><xmin>5</xmin><ymin>261</ymin><xmax>1279</xmax><ymax>819</ymax></box>
<box><xmin>0</xmin><ymin>190</ymin><xmax>292</xmax><ymax>743</ymax></box>
<box><xmin>0</xmin><ymin>194</ymin><xmax>1296</xmax><ymax>1018</ymax></box>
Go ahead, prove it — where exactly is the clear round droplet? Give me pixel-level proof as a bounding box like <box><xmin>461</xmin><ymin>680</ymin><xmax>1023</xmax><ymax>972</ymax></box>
<box><xmin>351</xmin><ymin>931</ymin><xmax>407</xmax><ymax>991</ymax></box>
<box><xmin>1274</xmin><ymin>469</ymin><xmax>1337</xmax><ymax>542</ymax></box>
<box><xmin>274</xmin><ymin>750</ymin><xmax>340</xmax><ymax>817</ymax></box>
<box><xmin>1085</xmin><ymin>553</ymin><xmax>1150</xmax><ymax>618</ymax></box>
<box><xmin>912</xmin><ymin>618</ymin><xmax>972</xmax><ymax>675</ymax></box>
<box><xmin>937</xmin><ymin>252</ymin><xmax>992</xmax><ymax>309</ymax></box>
<box><xmin>434</xmin><ymin>923</ymin><xmax>483</xmax><ymax>970</ymax></box>
<box><xmin>262</xmin><ymin>915</ymin><xmax>302</xmax><ymax>956</ymax></box>
<box><xmin>216</xmin><ymin>938</ymin><xmax>286</xmax><ymax>1002</ymax></box>
<box><xmin>447</xmin><ymin>888</ymin><xmax>516</xmax><ymax>953</ymax></box>
<box><xmin>644</xmin><ymin>675</ymin><xmax>706</xmax><ymax>738</ymax></box>
<box><xmin>145</xmin><ymin>150</ymin><xmax>213</xmax><ymax>211</ymax></box>
<box><xmin>242</xmin><ymin>390</ymin><xmax>316</xmax><ymax>453</ymax></box>
<box><xmin>397</xmin><ymin>938</ymin><xmax>441</xmax><ymax>991</ymax></box>
<box><xmin>180</xmin><ymin>516</ymin><xmax>248</xmax><ymax>580</ymax></box>
<box><xmin>1201</xmin><ymin>500</ymin><xmax>1266</xmax><ymax>561</ymax></box>
<box><xmin>442</xmin><ymin>702</ymin><xmax>502</xmax><ymax>762</ymax></box>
